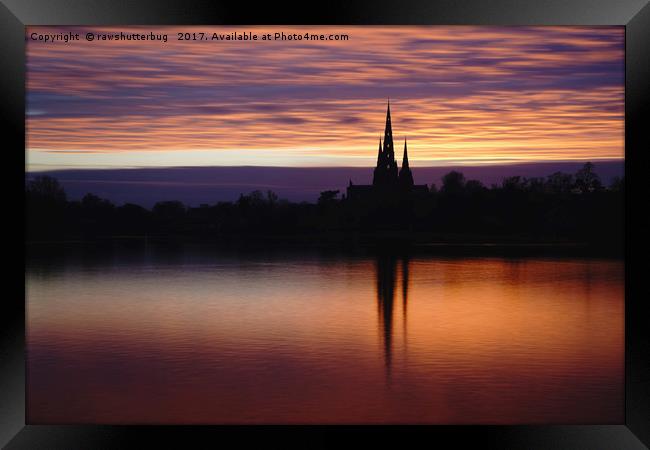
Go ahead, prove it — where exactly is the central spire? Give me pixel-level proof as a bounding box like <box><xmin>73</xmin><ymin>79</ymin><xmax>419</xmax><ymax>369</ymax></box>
<box><xmin>383</xmin><ymin>98</ymin><xmax>394</xmax><ymax>163</ymax></box>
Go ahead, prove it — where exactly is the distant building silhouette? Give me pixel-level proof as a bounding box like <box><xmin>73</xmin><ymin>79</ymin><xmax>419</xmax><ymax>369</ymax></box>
<box><xmin>347</xmin><ymin>100</ymin><xmax>428</xmax><ymax>202</ymax></box>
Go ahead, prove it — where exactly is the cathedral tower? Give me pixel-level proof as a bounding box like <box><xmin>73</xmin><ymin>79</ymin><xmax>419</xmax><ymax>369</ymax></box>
<box><xmin>347</xmin><ymin>99</ymin><xmax>428</xmax><ymax>203</ymax></box>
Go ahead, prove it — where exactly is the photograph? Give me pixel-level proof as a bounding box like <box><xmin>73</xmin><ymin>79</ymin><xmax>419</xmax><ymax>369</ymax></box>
<box><xmin>24</xmin><ymin>25</ymin><xmax>627</xmax><ymax>425</ymax></box>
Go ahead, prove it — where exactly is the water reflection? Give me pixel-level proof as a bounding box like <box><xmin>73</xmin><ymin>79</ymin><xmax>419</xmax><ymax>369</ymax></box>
<box><xmin>375</xmin><ymin>254</ymin><xmax>411</xmax><ymax>375</ymax></box>
<box><xmin>375</xmin><ymin>254</ymin><xmax>396</xmax><ymax>373</ymax></box>
<box><xmin>26</xmin><ymin>245</ymin><xmax>624</xmax><ymax>424</ymax></box>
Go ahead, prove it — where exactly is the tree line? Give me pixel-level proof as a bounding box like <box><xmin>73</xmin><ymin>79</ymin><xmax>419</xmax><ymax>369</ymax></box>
<box><xmin>26</xmin><ymin>162</ymin><xmax>623</xmax><ymax>247</ymax></box>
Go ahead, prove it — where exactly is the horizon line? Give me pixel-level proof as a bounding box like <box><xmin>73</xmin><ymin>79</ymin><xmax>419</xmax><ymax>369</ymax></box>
<box><xmin>26</xmin><ymin>158</ymin><xmax>625</xmax><ymax>173</ymax></box>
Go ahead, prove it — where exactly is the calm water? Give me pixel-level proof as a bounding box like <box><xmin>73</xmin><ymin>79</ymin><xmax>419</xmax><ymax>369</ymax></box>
<box><xmin>26</xmin><ymin>244</ymin><xmax>624</xmax><ymax>424</ymax></box>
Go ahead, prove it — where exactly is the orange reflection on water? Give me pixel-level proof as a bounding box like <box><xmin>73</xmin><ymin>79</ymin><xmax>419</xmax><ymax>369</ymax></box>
<box><xmin>27</xmin><ymin>252</ymin><xmax>623</xmax><ymax>424</ymax></box>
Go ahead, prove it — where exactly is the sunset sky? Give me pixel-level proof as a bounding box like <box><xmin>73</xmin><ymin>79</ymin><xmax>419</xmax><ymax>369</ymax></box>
<box><xmin>26</xmin><ymin>26</ymin><xmax>624</xmax><ymax>171</ymax></box>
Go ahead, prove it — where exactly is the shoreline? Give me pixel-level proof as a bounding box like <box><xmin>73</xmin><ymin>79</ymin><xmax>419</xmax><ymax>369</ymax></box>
<box><xmin>26</xmin><ymin>233</ymin><xmax>623</xmax><ymax>258</ymax></box>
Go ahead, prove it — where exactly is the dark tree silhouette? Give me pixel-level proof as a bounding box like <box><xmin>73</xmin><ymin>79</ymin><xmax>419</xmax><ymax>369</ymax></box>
<box><xmin>26</xmin><ymin>175</ymin><xmax>68</xmax><ymax>239</ymax></box>
<box><xmin>81</xmin><ymin>193</ymin><xmax>115</xmax><ymax>212</ymax></box>
<box><xmin>266</xmin><ymin>190</ymin><xmax>279</xmax><ymax>205</ymax></box>
<box><xmin>153</xmin><ymin>201</ymin><xmax>186</xmax><ymax>219</ymax></box>
<box><xmin>610</xmin><ymin>176</ymin><xmax>625</xmax><ymax>192</ymax></box>
<box><xmin>574</xmin><ymin>162</ymin><xmax>602</xmax><ymax>193</ymax></box>
<box><xmin>440</xmin><ymin>171</ymin><xmax>465</xmax><ymax>195</ymax></box>
<box><xmin>502</xmin><ymin>176</ymin><xmax>526</xmax><ymax>191</ymax></box>
<box><xmin>26</xmin><ymin>175</ymin><xmax>67</xmax><ymax>203</ymax></box>
<box><xmin>25</xmin><ymin>163</ymin><xmax>624</xmax><ymax>254</ymax></box>
<box><xmin>465</xmin><ymin>179</ymin><xmax>486</xmax><ymax>194</ymax></box>
<box><xmin>546</xmin><ymin>172</ymin><xmax>574</xmax><ymax>194</ymax></box>
<box><xmin>318</xmin><ymin>190</ymin><xmax>340</xmax><ymax>205</ymax></box>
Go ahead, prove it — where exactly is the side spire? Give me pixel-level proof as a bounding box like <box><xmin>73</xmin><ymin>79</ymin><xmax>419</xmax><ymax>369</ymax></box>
<box><xmin>402</xmin><ymin>138</ymin><xmax>409</xmax><ymax>168</ymax></box>
<box><xmin>398</xmin><ymin>136</ymin><xmax>414</xmax><ymax>188</ymax></box>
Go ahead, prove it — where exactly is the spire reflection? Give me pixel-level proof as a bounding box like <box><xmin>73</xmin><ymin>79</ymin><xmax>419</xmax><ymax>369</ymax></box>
<box><xmin>375</xmin><ymin>254</ymin><xmax>411</xmax><ymax>376</ymax></box>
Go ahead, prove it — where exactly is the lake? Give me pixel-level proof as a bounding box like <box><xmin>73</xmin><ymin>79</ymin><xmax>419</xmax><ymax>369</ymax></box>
<box><xmin>26</xmin><ymin>243</ymin><xmax>624</xmax><ymax>424</ymax></box>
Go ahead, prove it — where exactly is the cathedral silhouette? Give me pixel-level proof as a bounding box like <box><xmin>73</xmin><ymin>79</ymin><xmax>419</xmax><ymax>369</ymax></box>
<box><xmin>346</xmin><ymin>100</ymin><xmax>428</xmax><ymax>202</ymax></box>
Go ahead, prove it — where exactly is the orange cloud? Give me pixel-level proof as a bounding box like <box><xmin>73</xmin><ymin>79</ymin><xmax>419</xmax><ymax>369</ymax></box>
<box><xmin>26</xmin><ymin>26</ymin><xmax>624</xmax><ymax>169</ymax></box>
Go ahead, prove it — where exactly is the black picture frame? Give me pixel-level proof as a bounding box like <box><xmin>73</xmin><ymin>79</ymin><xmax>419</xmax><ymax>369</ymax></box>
<box><xmin>2</xmin><ymin>0</ymin><xmax>649</xmax><ymax>448</ymax></box>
